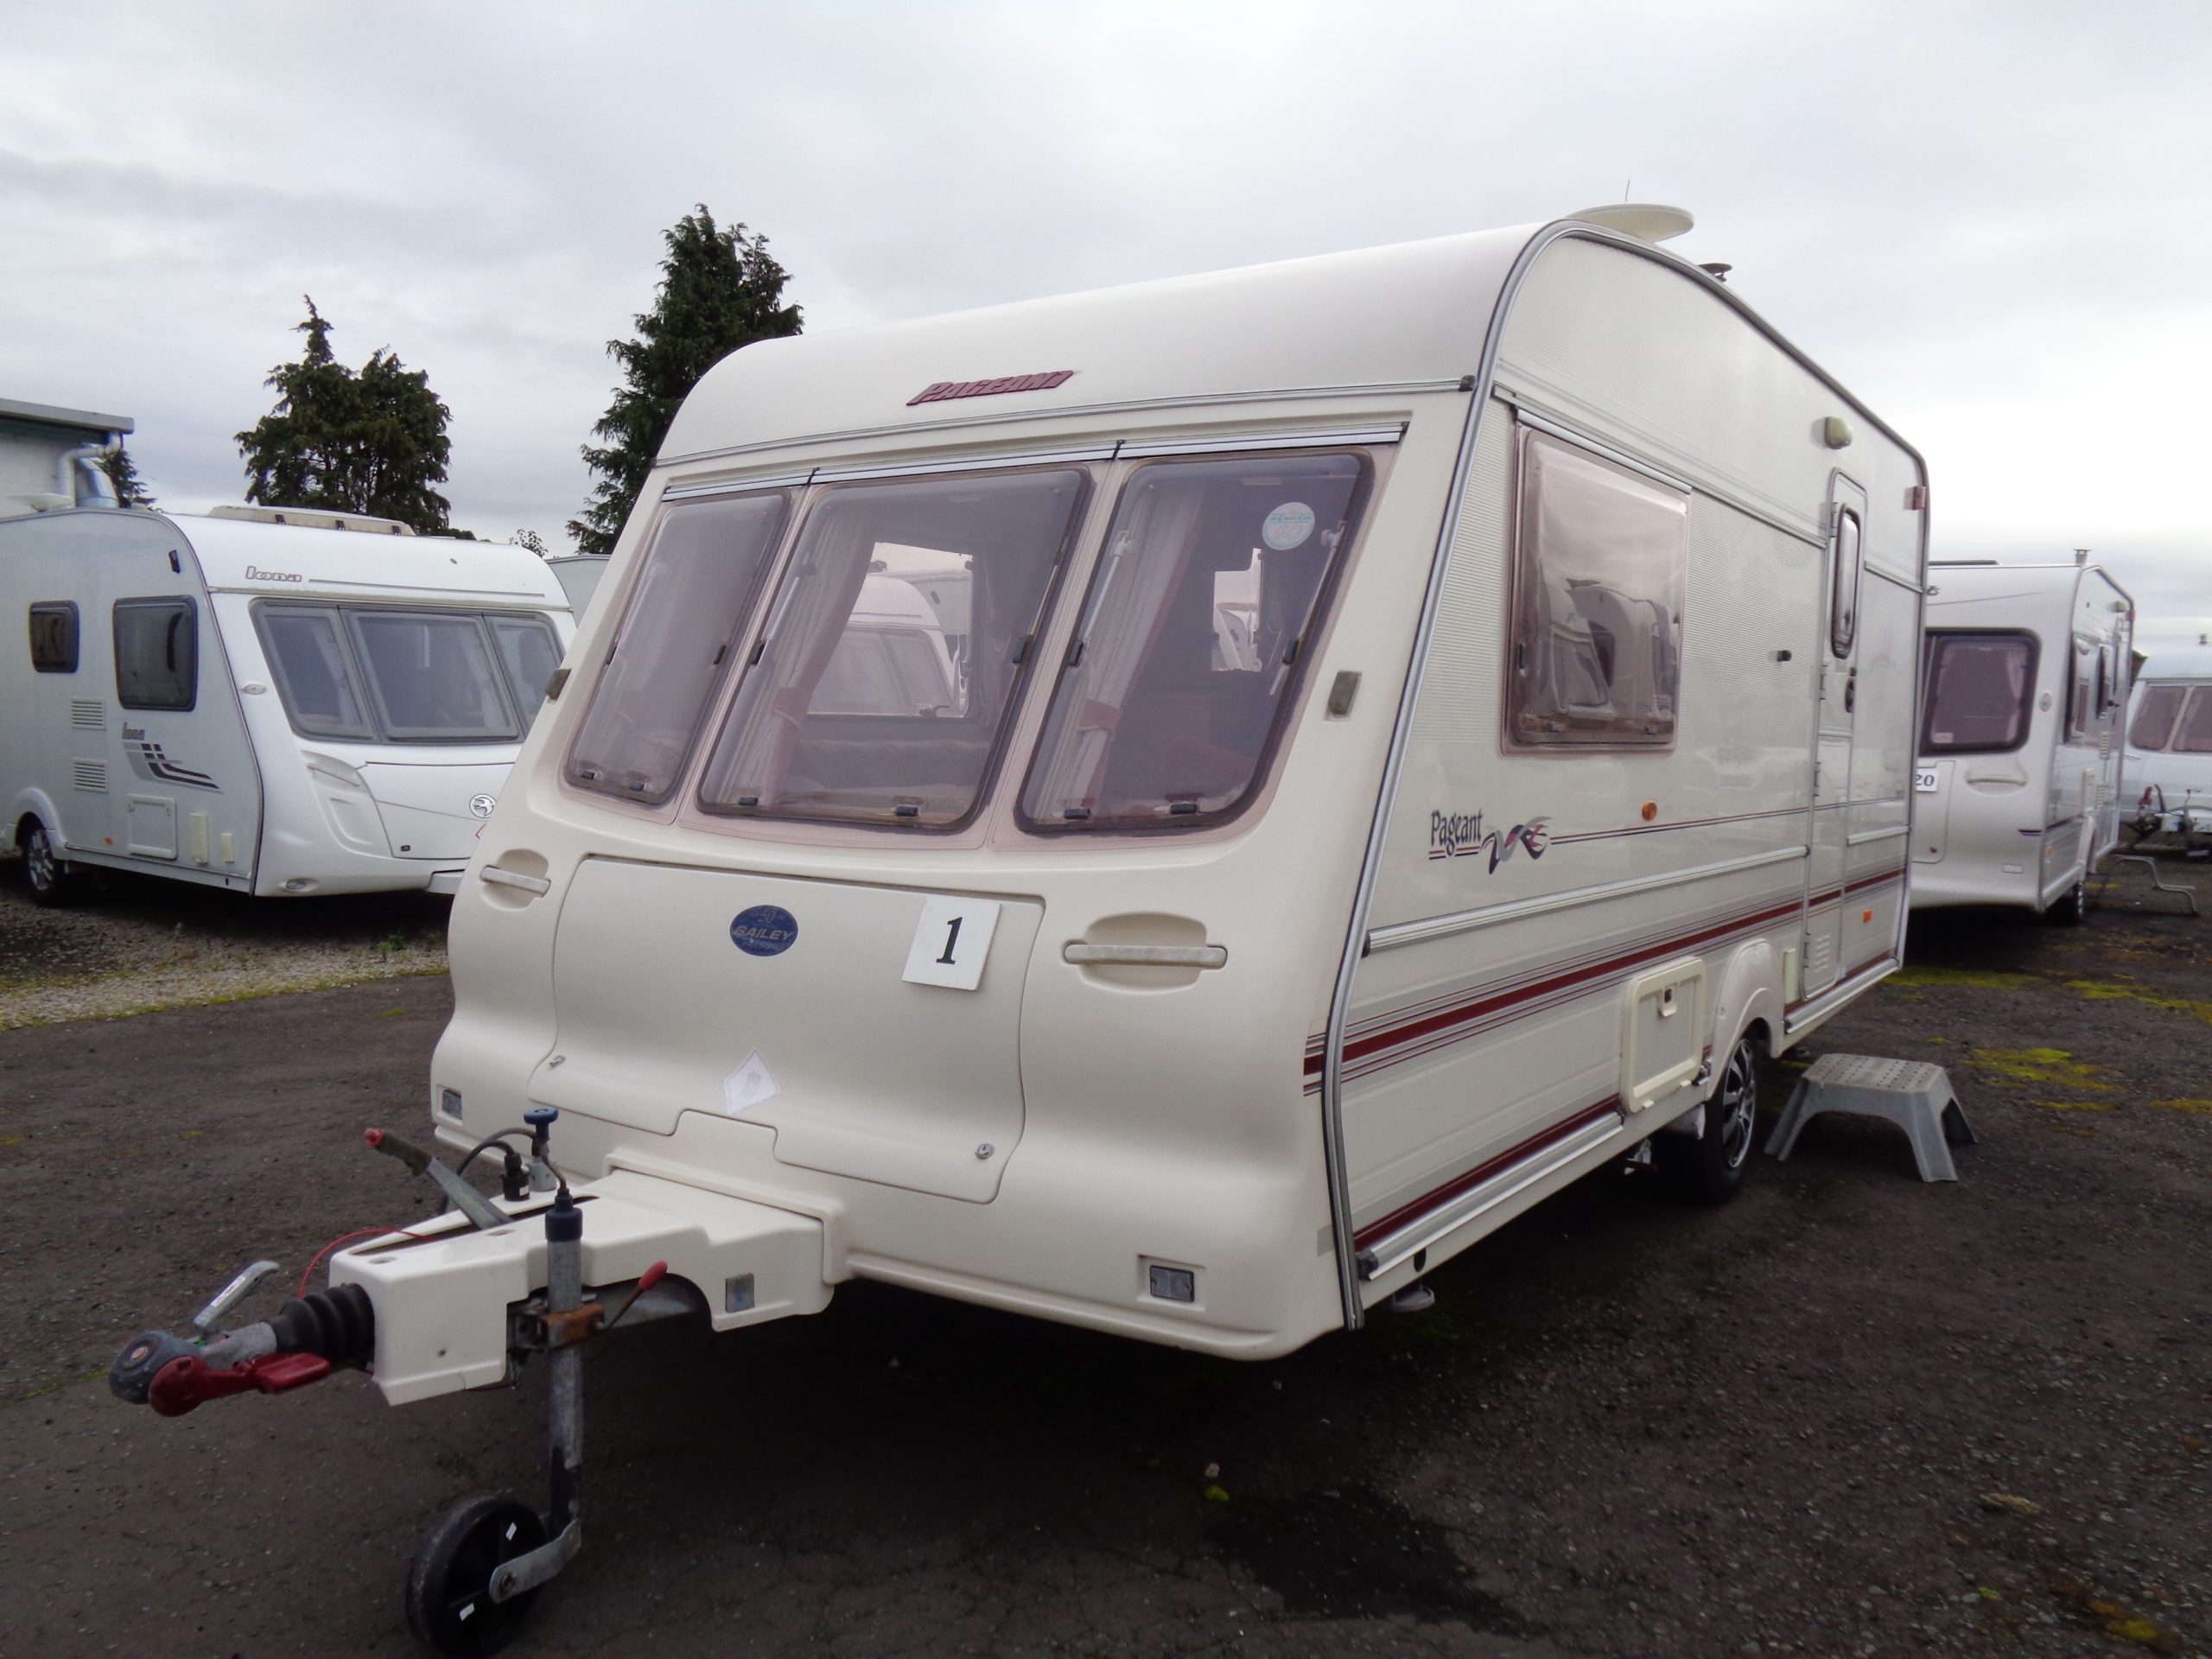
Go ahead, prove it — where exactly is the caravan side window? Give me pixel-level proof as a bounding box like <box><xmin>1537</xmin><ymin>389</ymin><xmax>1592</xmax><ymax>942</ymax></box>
<box><xmin>113</xmin><ymin>597</ymin><xmax>197</xmax><ymax>711</ymax></box>
<box><xmin>2065</xmin><ymin>639</ymin><xmax>2095</xmax><ymax>741</ymax></box>
<box><xmin>29</xmin><ymin>601</ymin><xmax>79</xmax><ymax>673</ymax></box>
<box><xmin>2175</xmin><ymin>689</ymin><xmax>2212</xmax><ymax>755</ymax></box>
<box><xmin>567</xmin><ymin>491</ymin><xmax>792</xmax><ymax>805</ymax></box>
<box><xmin>1507</xmin><ymin>429</ymin><xmax>1687</xmax><ymax>749</ymax></box>
<box><xmin>1921</xmin><ymin>632</ymin><xmax>2036</xmax><ymax>753</ymax></box>
<box><xmin>2129</xmin><ymin>684</ymin><xmax>2184</xmax><ymax>751</ymax></box>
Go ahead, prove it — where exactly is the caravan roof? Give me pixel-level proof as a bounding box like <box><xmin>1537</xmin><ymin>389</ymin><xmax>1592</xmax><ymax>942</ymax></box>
<box><xmin>170</xmin><ymin>513</ymin><xmax>569</xmax><ymax>608</ymax></box>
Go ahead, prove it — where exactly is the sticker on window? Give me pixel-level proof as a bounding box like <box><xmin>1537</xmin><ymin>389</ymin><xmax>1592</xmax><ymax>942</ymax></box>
<box><xmin>723</xmin><ymin>1051</ymin><xmax>780</xmax><ymax>1113</ymax></box>
<box><xmin>1261</xmin><ymin>501</ymin><xmax>1315</xmax><ymax>550</ymax></box>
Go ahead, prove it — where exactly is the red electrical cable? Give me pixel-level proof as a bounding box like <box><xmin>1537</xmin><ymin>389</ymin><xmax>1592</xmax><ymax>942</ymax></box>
<box><xmin>296</xmin><ymin>1225</ymin><xmax>439</xmax><ymax>1298</ymax></box>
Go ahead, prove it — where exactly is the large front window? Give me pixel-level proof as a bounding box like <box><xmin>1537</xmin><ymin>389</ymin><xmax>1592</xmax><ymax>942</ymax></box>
<box><xmin>1018</xmin><ymin>451</ymin><xmax>1367</xmax><ymax>830</ymax></box>
<box><xmin>1921</xmin><ymin>632</ymin><xmax>2036</xmax><ymax>754</ymax></box>
<box><xmin>253</xmin><ymin>602</ymin><xmax>560</xmax><ymax>744</ymax></box>
<box><xmin>699</xmin><ymin>468</ymin><xmax>1086</xmax><ymax>827</ymax></box>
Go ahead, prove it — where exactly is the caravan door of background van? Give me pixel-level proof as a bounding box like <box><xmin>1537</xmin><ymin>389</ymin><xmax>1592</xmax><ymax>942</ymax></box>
<box><xmin>1802</xmin><ymin>475</ymin><xmax>1868</xmax><ymax>996</ymax></box>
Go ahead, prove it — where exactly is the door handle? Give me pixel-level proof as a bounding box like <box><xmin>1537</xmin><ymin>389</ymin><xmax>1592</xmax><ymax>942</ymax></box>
<box><xmin>1843</xmin><ymin>666</ymin><xmax>1857</xmax><ymax>714</ymax></box>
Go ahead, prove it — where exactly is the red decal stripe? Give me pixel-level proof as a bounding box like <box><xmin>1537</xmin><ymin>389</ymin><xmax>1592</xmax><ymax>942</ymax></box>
<box><xmin>1353</xmin><ymin>1096</ymin><xmax>1623</xmax><ymax>1250</ymax></box>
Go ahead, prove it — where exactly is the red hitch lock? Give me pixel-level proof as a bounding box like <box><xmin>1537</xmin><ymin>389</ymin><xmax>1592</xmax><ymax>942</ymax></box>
<box><xmin>147</xmin><ymin>1351</ymin><xmax>333</xmax><ymax>1418</ymax></box>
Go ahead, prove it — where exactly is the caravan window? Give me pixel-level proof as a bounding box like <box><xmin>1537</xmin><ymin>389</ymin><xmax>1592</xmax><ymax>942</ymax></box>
<box><xmin>113</xmin><ymin>598</ymin><xmax>197</xmax><ymax>711</ymax></box>
<box><xmin>1507</xmin><ymin>429</ymin><xmax>1687</xmax><ymax>749</ymax></box>
<box><xmin>568</xmin><ymin>491</ymin><xmax>791</xmax><ymax>805</ymax></box>
<box><xmin>257</xmin><ymin>606</ymin><xmax>374</xmax><ymax>738</ymax></box>
<box><xmin>348</xmin><ymin>612</ymin><xmax>518</xmax><ymax>741</ymax></box>
<box><xmin>2129</xmin><ymin>683</ymin><xmax>2185</xmax><ymax>751</ymax></box>
<box><xmin>1019</xmin><ymin>451</ymin><xmax>1367</xmax><ymax>830</ymax></box>
<box><xmin>29</xmin><ymin>602</ymin><xmax>78</xmax><ymax>673</ymax></box>
<box><xmin>1829</xmin><ymin>508</ymin><xmax>1861</xmax><ymax>658</ymax></box>
<box><xmin>699</xmin><ymin>467</ymin><xmax>1086</xmax><ymax>827</ymax></box>
<box><xmin>2175</xmin><ymin>689</ymin><xmax>2212</xmax><ymax>754</ymax></box>
<box><xmin>2065</xmin><ymin>639</ymin><xmax>2095</xmax><ymax>741</ymax></box>
<box><xmin>1921</xmin><ymin>632</ymin><xmax>2036</xmax><ymax>753</ymax></box>
<box><xmin>490</xmin><ymin>615</ymin><xmax>563</xmax><ymax>724</ymax></box>
<box><xmin>255</xmin><ymin>601</ymin><xmax>562</xmax><ymax>743</ymax></box>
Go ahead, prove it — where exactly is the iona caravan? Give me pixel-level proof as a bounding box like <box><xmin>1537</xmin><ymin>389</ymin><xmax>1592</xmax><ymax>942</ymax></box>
<box><xmin>108</xmin><ymin>207</ymin><xmax>1930</xmax><ymax>1643</ymax></box>
<box><xmin>2124</xmin><ymin>636</ymin><xmax>2212</xmax><ymax>849</ymax></box>
<box><xmin>3</xmin><ymin>505</ymin><xmax>574</xmax><ymax>901</ymax></box>
<box><xmin>1910</xmin><ymin>558</ymin><xmax>2133</xmax><ymax>920</ymax></box>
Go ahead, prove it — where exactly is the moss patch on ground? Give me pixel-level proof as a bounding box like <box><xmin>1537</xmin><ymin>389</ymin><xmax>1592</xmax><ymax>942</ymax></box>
<box><xmin>1970</xmin><ymin>1047</ymin><xmax>2118</xmax><ymax>1092</ymax></box>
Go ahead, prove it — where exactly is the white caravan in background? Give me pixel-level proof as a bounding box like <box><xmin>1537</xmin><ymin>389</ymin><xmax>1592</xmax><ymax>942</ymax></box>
<box><xmin>3</xmin><ymin>509</ymin><xmax>573</xmax><ymax>902</ymax></box>
<box><xmin>1910</xmin><ymin>559</ymin><xmax>2132</xmax><ymax>921</ymax></box>
<box><xmin>108</xmin><ymin>207</ymin><xmax>1934</xmax><ymax>1645</ymax></box>
<box><xmin>2125</xmin><ymin>639</ymin><xmax>2212</xmax><ymax>848</ymax></box>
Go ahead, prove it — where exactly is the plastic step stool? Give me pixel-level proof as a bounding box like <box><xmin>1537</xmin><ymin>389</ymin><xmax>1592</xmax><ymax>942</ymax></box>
<box><xmin>1765</xmin><ymin>1054</ymin><xmax>1974</xmax><ymax>1182</ymax></box>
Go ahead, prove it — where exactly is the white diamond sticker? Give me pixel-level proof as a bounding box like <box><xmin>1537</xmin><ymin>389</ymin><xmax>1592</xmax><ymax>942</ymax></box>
<box><xmin>722</xmin><ymin>1051</ymin><xmax>780</xmax><ymax>1115</ymax></box>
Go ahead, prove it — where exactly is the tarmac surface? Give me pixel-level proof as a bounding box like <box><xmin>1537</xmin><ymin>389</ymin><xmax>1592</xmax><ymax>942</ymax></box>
<box><xmin>1</xmin><ymin>856</ymin><xmax>2207</xmax><ymax>1657</ymax></box>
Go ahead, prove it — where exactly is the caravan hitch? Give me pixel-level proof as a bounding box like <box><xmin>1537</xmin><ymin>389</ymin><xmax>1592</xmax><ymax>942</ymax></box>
<box><xmin>109</xmin><ymin>1270</ymin><xmax>375</xmax><ymax>1417</ymax></box>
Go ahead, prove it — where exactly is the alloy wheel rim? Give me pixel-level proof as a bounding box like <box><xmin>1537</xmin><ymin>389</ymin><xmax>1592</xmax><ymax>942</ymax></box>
<box><xmin>26</xmin><ymin>831</ymin><xmax>54</xmax><ymax>891</ymax></box>
<box><xmin>1718</xmin><ymin>1044</ymin><xmax>1757</xmax><ymax>1168</ymax></box>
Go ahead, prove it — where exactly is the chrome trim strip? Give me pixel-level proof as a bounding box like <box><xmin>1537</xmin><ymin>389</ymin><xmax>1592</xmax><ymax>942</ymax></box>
<box><xmin>662</xmin><ymin>471</ymin><xmax>815</xmax><ymax>501</ymax></box>
<box><xmin>1845</xmin><ymin>823</ymin><xmax>1910</xmax><ymax>847</ymax></box>
<box><xmin>658</xmin><ymin>380</ymin><xmax>1468</xmax><ymax>468</ymax></box>
<box><xmin>1365</xmin><ymin>845</ymin><xmax>1809</xmax><ymax>954</ymax></box>
<box><xmin>1361</xmin><ymin>1114</ymin><xmax>1625</xmax><ymax>1279</ymax></box>
<box><xmin>1784</xmin><ymin>956</ymin><xmax>1901</xmax><ymax>1036</ymax></box>
<box><xmin>1491</xmin><ymin>399</ymin><xmax>1696</xmax><ymax>495</ymax></box>
<box><xmin>480</xmin><ymin>865</ymin><xmax>552</xmax><ymax>895</ymax></box>
<box><xmin>810</xmin><ymin>447</ymin><xmax>1116</xmax><ymax>483</ymax></box>
<box><xmin>1061</xmin><ymin>942</ymin><xmax>1227</xmax><ymax>968</ymax></box>
<box><xmin>1116</xmin><ymin>423</ymin><xmax>1406</xmax><ymax>457</ymax></box>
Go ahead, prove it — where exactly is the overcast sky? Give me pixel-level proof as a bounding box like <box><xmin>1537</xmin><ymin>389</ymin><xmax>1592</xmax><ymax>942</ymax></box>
<box><xmin>4</xmin><ymin>2</ymin><xmax>2208</xmax><ymax>647</ymax></box>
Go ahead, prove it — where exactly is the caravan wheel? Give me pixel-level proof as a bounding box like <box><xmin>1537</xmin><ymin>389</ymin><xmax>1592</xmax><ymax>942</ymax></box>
<box><xmin>1655</xmin><ymin>1036</ymin><xmax>1758</xmax><ymax>1206</ymax></box>
<box><xmin>21</xmin><ymin>821</ymin><xmax>85</xmax><ymax>908</ymax></box>
<box><xmin>2043</xmin><ymin>875</ymin><xmax>2088</xmax><ymax>926</ymax></box>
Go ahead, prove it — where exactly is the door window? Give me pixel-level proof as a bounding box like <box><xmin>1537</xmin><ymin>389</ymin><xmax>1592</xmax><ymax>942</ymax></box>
<box><xmin>113</xmin><ymin>598</ymin><xmax>197</xmax><ymax>710</ymax></box>
<box><xmin>1829</xmin><ymin>507</ymin><xmax>1861</xmax><ymax>658</ymax></box>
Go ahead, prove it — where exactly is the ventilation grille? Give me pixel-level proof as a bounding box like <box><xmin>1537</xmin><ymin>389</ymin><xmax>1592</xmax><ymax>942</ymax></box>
<box><xmin>71</xmin><ymin>700</ymin><xmax>105</xmax><ymax>730</ymax></box>
<box><xmin>73</xmin><ymin>760</ymin><xmax>107</xmax><ymax>791</ymax></box>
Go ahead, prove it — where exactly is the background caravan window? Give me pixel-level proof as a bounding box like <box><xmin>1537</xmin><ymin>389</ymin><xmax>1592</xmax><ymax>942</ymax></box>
<box><xmin>1507</xmin><ymin>429</ymin><xmax>1688</xmax><ymax>749</ymax></box>
<box><xmin>2175</xmin><ymin>689</ymin><xmax>2212</xmax><ymax>755</ymax></box>
<box><xmin>567</xmin><ymin>491</ymin><xmax>791</xmax><ymax>804</ymax></box>
<box><xmin>1019</xmin><ymin>451</ymin><xmax>1367</xmax><ymax>831</ymax></box>
<box><xmin>256</xmin><ymin>605</ymin><xmax>374</xmax><ymax>738</ymax></box>
<box><xmin>112</xmin><ymin>597</ymin><xmax>197</xmax><ymax>711</ymax></box>
<box><xmin>2129</xmin><ymin>683</ymin><xmax>2184</xmax><ymax>751</ymax></box>
<box><xmin>1921</xmin><ymin>632</ymin><xmax>2036</xmax><ymax>753</ymax></box>
<box><xmin>29</xmin><ymin>601</ymin><xmax>78</xmax><ymax>673</ymax></box>
<box><xmin>699</xmin><ymin>468</ymin><xmax>1086</xmax><ymax>828</ymax></box>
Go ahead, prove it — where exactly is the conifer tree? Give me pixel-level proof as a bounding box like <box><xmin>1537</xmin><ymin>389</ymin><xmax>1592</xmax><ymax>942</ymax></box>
<box><xmin>569</xmin><ymin>207</ymin><xmax>801</xmax><ymax>553</ymax></box>
<box><xmin>99</xmin><ymin>444</ymin><xmax>154</xmax><ymax>508</ymax></box>
<box><xmin>236</xmin><ymin>298</ymin><xmax>454</xmax><ymax>533</ymax></box>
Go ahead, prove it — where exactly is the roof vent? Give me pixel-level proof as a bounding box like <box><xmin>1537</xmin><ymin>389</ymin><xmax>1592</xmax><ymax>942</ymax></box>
<box><xmin>1567</xmin><ymin>203</ymin><xmax>1694</xmax><ymax>244</ymax></box>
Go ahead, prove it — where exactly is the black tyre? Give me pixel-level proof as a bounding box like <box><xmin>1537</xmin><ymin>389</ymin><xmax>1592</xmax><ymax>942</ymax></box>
<box><xmin>404</xmin><ymin>1495</ymin><xmax>547</xmax><ymax>1657</ymax></box>
<box><xmin>21</xmin><ymin>821</ymin><xmax>85</xmax><ymax>908</ymax></box>
<box><xmin>1655</xmin><ymin>1035</ymin><xmax>1758</xmax><ymax>1205</ymax></box>
<box><xmin>2043</xmin><ymin>874</ymin><xmax>2088</xmax><ymax>926</ymax></box>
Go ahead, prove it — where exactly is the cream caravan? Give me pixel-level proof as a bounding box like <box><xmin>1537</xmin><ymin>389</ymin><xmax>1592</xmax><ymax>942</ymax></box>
<box><xmin>2124</xmin><ymin>639</ymin><xmax>2212</xmax><ymax>849</ymax></box>
<box><xmin>1910</xmin><ymin>559</ymin><xmax>2133</xmax><ymax>920</ymax></box>
<box><xmin>3</xmin><ymin>508</ymin><xmax>572</xmax><ymax>900</ymax></box>
<box><xmin>109</xmin><ymin>208</ymin><xmax>1929</xmax><ymax>1648</ymax></box>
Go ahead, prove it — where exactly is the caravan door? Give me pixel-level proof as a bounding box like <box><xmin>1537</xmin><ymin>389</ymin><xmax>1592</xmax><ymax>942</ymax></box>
<box><xmin>1802</xmin><ymin>475</ymin><xmax>1867</xmax><ymax>996</ymax></box>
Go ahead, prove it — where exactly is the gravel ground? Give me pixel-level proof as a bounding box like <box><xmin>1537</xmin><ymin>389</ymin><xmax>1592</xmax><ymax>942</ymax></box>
<box><xmin>0</xmin><ymin>854</ymin><xmax>2205</xmax><ymax>1658</ymax></box>
<box><xmin>0</xmin><ymin>847</ymin><xmax>449</xmax><ymax>1031</ymax></box>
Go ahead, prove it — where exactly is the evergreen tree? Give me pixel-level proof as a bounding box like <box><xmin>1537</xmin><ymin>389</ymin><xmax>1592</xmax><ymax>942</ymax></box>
<box><xmin>512</xmin><ymin>529</ymin><xmax>550</xmax><ymax>556</ymax></box>
<box><xmin>236</xmin><ymin>297</ymin><xmax>454</xmax><ymax>533</ymax></box>
<box><xmin>100</xmin><ymin>444</ymin><xmax>154</xmax><ymax>508</ymax></box>
<box><xmin>569</xmin><ymin>207</ymin><xmax>801</xmax><ymax>553</ymax></box>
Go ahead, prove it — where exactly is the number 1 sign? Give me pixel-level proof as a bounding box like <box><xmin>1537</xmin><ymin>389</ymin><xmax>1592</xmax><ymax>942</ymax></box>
<box><xmin>901</xmin><ymin>894</ymin><xmax>1003</xmax><ymax>990</ymax></box>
